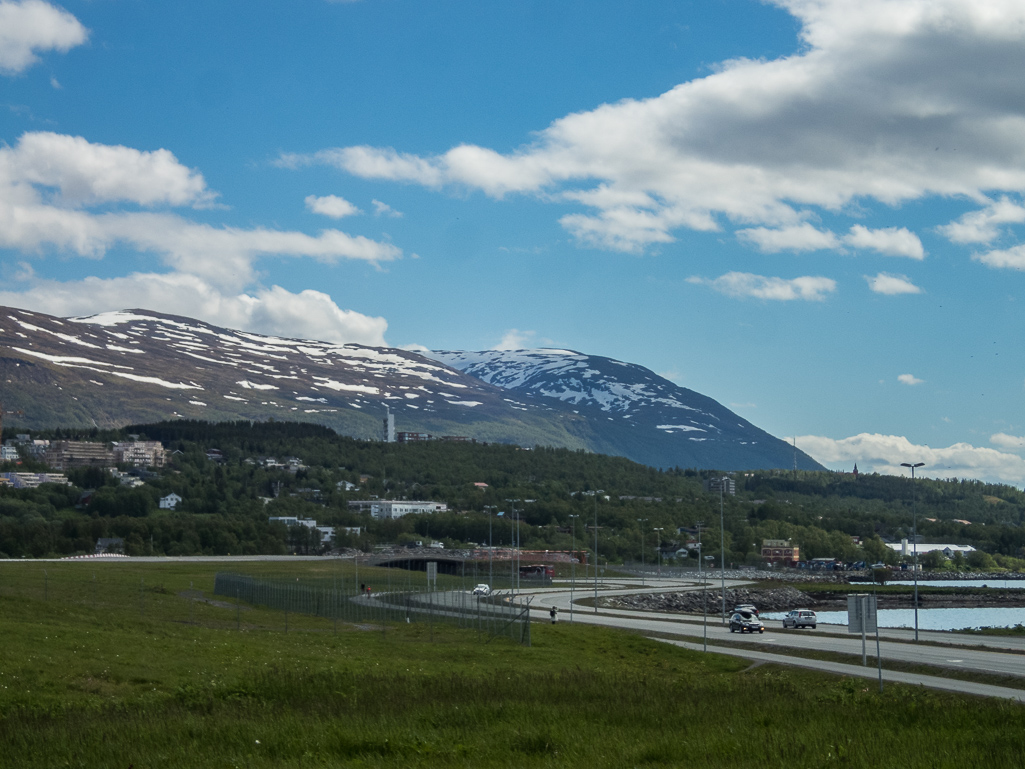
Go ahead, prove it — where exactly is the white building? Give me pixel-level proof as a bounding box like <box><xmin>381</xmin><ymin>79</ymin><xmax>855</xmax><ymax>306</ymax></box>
<box><xmin>348</xmin><ymin>500</ymin><xmax>448</xmax><ymax>519</ymax></box>
<box><xmin>886</xmin><ymin>541</ymin><xmax>976</xmax><ymax>557</ymax></box>
<box><xmin>159</xmin><ymin>493</ymin><xmax>182</xmax><ymax>510</ymax></box>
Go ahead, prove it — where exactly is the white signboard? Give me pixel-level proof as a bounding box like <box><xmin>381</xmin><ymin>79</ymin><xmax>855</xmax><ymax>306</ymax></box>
<box><xmin>426</xmin><ymin>561</ymin><xmax>438</xmax><ymax>586</ymax></box>
<box><xmin>847</xmin><ymin>594</ymin><xmax>878</xmax><ymax>634</ymax></box>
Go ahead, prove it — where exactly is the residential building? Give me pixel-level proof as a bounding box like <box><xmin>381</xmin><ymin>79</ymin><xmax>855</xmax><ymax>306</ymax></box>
<box><xmin>761</xmin><ymin>538</ymin><xmax>800</xmax><ymax>565</ymax></box>
<box><xmin>43</xmin><ymin>441</ymin><xmax>116</xmax><ymax>470</ymax></box>
<box><xmin>0</xmin><ymin>445</ymin><xmax>19</xmax><ymax>462</ymax></box>
<box><xmin>0</xmin><ymin>472</ymin><xmax>70</xmax><ymax>489</ymax></box>
<box><xmin>347</xmin><ymin>500</ymin><xmax>448</xmax><ymax>519</ymax></box>
<box><xmin>112</xmin><ymin>441</ymin><xmax>167</xmax><ymax>468</ymax></box>
<box><xmin>704</xmin><ymin>477</ymin><xmax>736</xmax><ymax>496</ymax></box>
<box><xmin>159</xmin><ymin>493</ymin><xmax>182</xmax><ymax>510</ymax></box>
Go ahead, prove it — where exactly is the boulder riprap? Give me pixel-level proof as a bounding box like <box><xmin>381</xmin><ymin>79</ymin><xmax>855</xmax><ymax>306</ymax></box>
<box><xmin>603</xmin><ymin>586</ymin><xmax>812</xmax><ymax>614</ymax></box>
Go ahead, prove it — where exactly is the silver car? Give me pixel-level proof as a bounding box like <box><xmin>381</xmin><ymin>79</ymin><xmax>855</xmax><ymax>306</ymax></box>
<box><xmin>782</xmin><ymin>609</ymin><xmax>817</xmax><ymax>629</ymax></box>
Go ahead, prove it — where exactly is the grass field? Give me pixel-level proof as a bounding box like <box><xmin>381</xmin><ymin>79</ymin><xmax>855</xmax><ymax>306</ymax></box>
<box><xmin>1</xmin><ymin>561</ymin><xmax>1024</xmax><ymax>767</ymax></box>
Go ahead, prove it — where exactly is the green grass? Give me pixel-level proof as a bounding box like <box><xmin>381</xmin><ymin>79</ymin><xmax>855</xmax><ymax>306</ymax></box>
<box><xmin>2</xmin><ymin>562</ymin><xmax>1025</xmax><ymax>767</ymax></box>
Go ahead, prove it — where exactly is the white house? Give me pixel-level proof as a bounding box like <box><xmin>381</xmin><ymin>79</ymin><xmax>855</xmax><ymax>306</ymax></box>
<box><xmin>159</xmin><ymin>493</ymin><xmax>182</xmax><ymax>510</ymax></box>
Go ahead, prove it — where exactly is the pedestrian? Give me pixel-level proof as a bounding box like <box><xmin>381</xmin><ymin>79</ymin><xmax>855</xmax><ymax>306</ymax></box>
<box><xmin>550</xmin><ymin>605</ymin><xmax>558</xmax><ymax>624</ymax></box>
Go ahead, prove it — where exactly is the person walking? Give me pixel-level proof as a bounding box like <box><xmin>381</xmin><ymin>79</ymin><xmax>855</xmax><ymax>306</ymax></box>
<box><xmin>550</xmin><ymin>605</ymin><xmax>558</xmax><ymax>624</ymax></box>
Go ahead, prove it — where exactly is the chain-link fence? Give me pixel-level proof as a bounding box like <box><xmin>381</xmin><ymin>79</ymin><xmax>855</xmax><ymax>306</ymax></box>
<box><xmin>0</xmin><ymin>564</ymin><xmax>532</xmax><ymax>644</ymax></box>
<box><xmin>214</xmin><ymin>572</ymin><xmax>532</xmax><ymax>645</ymax></box>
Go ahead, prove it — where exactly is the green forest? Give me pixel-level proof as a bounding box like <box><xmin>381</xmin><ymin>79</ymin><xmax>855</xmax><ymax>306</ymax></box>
<box><xmin>2</xmin><ymin>419</ymin><xmax>1024</xmax><ymax>570</ymax></box>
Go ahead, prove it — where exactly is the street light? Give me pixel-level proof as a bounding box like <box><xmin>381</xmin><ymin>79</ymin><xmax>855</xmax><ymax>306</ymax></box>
<box><xmin>637</xmin><ymin>518</ymin><xmax>647</xmax><ymax>586</ymax></box>
<box><xmin>569</xmin><ymin>514</ymin><xmax>579</xmax><ymax>622</ymax></box>
<box><xmin>901</xmin><ymin>462</ymin><xmax>925</xmax><ymax>642</ymax></box>
<box><xmin>719</xmin><ymin>475</ymin><xmax>730</xmax><ymax>624</ymax></box>
<box><xmin>696</xmin><ymin>521</ymin><xmax>707</xmax><ymax>651</ymax></box>
<box><xmin>483</xmin><ymin>505</ymin><xmax>497</xmax><ymax>588</ymax></box>
<box><xmin>577</xmin><ymin>490</ymin><xmax>604</xmax><ymax>614</ymax></box>
<box><xmin>654</xmin><ymin>528</ymin><xmax>664</xmax><ymax>577</ymax></box>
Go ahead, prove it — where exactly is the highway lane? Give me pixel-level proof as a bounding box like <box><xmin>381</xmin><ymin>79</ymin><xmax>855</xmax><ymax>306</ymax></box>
<box><xmin>513</xmin><ymin>578</ymin><xmax>1025</xmax><ymax>686</ymax></box>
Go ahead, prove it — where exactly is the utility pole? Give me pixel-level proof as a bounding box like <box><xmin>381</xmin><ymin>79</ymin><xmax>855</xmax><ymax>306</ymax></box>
<box><xmin>569</xmin><ymin>514</ymin><xmax>579</xmax><ymax>622</ymax></box>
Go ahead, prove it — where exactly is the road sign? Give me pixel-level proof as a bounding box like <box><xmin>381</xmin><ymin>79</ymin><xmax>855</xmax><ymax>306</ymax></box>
<box><xmin>847</xmin><ymin>593</ymin><xmax>877</xmax><ymax>634</ymax></box>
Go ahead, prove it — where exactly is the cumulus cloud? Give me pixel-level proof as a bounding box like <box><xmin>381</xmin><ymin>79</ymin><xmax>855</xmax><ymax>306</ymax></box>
<box><xmin>372</xmin><ymin>199</ymin><xmax>402</xmax><ymax>217</ymax></box>
<box><xmin>305</xmin><ymin>194</ymin><xmax>361</xmax><ymax>218</ymax></box>
<box><xmin>282</xmin><ymin>0</ymin><xmax>1025</xmax><ymax>258</ymax></box>
<box><xmin>973</xmin><ymin>243</ymin><xmax>1025</xmax><ymax>270</ymax></box>
<box><xmin>798</xmin><ymin>433</ymin><xmax>1025</xmax><ymax>485</ymax></box>
<box><xmin>688</xmin><ymin>272</ymin><xmax>836</xmax><ymax>301</ymax></box>
<box><xmin>843</xmin><ymin>225</ymin><xmax>924</xmax><ymax>258</ymax></box>
<box><xmin>0</xmin><ymin>132</ymin><xmax>401</xmax><ymax>290</ymax></box>
<box><xmin>866</xmin><ymin>272</ymin><xmax>922</xmax><ymax>294</ymax></box>
<box><xmin>991</xmin><ymin>433</ymin><xmax>1025</xmax><ymax>450</ymax></box>
<box><xmin>938</xmin><ymin>196</ymin><xmax>1025</xmax><ymax>244</ymax></box>
<box><xmin>0</xmin><ymin>0</ymin><xmax>87</xmax><ymax>75</ymax></box>
<box><xmin>737</xmin><ymin>224</ymin><xmax>839</xmax><ymax>253</ymax></box>
<box><xmin>0</xmin><ymin>272</ymin><xmax>388</xmax><ymax>345</ymax></box>
<box><xmin>897</xmin><ymin>373</ymin><xmax>924</xmax><ymax>385</ymax></box>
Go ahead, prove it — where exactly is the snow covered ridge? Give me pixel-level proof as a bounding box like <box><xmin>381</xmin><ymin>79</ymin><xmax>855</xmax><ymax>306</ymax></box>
<box><xmin>428</xmin><ymin>348</ymin><xmax>717</xmax><ymax>421</ymax></box>
<box><xmin>0</xmin><ymin>308</ymin><xmax>499</xmax><ymax>414</ymax></box>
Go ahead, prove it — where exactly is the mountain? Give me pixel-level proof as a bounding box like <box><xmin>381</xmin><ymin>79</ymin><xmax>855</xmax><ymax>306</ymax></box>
<box><xmin>428</xmin><ymin>349</ymin><xmax>821</xmax><ymax>471</ymax></box>
<box><xmin>0</xmin><ymin>306</ymin><xmax>822</xmax><ymax>471</ymax></box>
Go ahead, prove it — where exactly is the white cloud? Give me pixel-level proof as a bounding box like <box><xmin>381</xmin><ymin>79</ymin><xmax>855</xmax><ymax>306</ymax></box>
<box><xmin>973</xmin><ymin>242</ymin><xmax>1025</xmax><ymax>270</ymax></box>
<box><xmin>866</xmin><ymin>272</ymin><xmax>922</xmax><ymax>294</ymax></box>
<box><xmin>283</xmin><ymin>0</ymin><xmax>1025</xmax><ymax>255</ymax></box>
<box><xmin>843</xmin><ymin>225</ymin><xmax>924</xmax><ymax>258</ymax></box>
<box><xmin>372</xmin><ymin>199</ymin><xmax>402</xmax><ymax>217</ymax></box>
<box><xmin>493</xmin><ymin>329</ymin><xmax>536</xmax><ymax>350</ymax></box>
<box><xmin>938</xmin><ymin>196</ymin><xmax>1025</xmax><ymax>244</ymax></box>
<box><xmin>898</xmin><ymin>373</ymin><xmax>924</xmax><ymax>385</ymax></box>
<box><xmin>0</xmin><ymin>132</ymin><xmax>401</xmax><ymax>290</ymax></box>
<box><xmin>3</xmin><ymin>131</ymin><xmax>214</xmax><ymax>207</ymax></box>
<box><xmin>798</xmin><ymin>433</ymin><xmax>1025</xmax><ymax>485</ymax></box>
<box><xmin>689</xmin><ymin>272</ymin><xmax>836</xmax><ymax>301</ymax></box>
<box><xmin>737</xmin><ymin>224</ymin><xmax>839</xmax><ymax>253</ymax></box>
<box><xmin>305</xmin><ymin>194</ymin><xmax>361</xmax><ymax>218</ymax></box>
<box><xmin>991</xmin><ymin>433</ymin><xmax>1025</xmax><ymax>450</ymax></box>
<box><xmin>0</xmin><ymin>0</ymin><xmax>87</xmax><ymax>75</ymax></box>
<box><xmin>0</xmin><ymin>272</ymin><xmax>388</xmax><ymax>345</ymax></box>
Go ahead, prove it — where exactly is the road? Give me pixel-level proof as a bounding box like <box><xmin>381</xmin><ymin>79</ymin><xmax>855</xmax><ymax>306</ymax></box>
<box><xmin>511</xmin><ymin>576</ymin><xmax>1025</xmax><ymax>701</ymax></box>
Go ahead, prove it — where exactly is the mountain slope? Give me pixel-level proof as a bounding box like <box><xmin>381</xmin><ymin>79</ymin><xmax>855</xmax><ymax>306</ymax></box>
<box><xmin>428</xmin><ymin>348</ymin><xmax>823</xmax><ymax>471</ymax></box>
<box><xmin>0</xmin><ymin>306</ymin><xmax>822</xmax><ymax>470</ymax></box>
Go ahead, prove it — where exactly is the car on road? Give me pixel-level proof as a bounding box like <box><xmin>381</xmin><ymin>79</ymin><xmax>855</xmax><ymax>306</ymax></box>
<box><xmin>471</xmin><ymin>584</ymin><xmax>491</xmax><ymax>596</ymax></box>
<box><xmin>782</xmin><ymin>609</ymin><xmax>817</xmax><ymax>629</ymax></box>
<box><xmin>729</xmin><ymin>610</ymin><xmax>764</xmax><ymax>633</ymax></box>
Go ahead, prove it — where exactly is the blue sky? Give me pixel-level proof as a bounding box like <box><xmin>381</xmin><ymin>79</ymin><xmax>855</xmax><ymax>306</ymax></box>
<box><xmin>2</xmin><ymin>0</ymin><xmax>1025</xmax><ymax>484</ymax></box>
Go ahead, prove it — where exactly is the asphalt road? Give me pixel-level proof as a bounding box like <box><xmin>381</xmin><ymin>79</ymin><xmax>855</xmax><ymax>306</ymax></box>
<box><xmin>513</xmin><ymin>576</ymin><xmax>1025</xmax><ymax>701</ymax></box>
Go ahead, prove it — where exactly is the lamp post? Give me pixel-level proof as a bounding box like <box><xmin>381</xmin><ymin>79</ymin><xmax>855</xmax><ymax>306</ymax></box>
<box><xmin>654</xmin><ymin>528</ymin><xmax>664</xmax><ymax>577</ymax></box>
<box><xmin>569</xmin><ymin>514</ymin><xmax>579</xmax><ymax>622</ymax></box>
<box><xmin>696</xmin><ymin>521</ymin><xmax>707</xmax><ymax>651</ymax></box>
<box><xmin>637</xmin><ymin>518</ymin><xmax>647</xmax><ymax>586</ymax></box>
<box><xmin>719</xmin><ymin>475</ymin><xmax>729</xmax><ymax>624</ymax></box>
<box><xmin>483</xmin><ymin>505</ymin><xmax>497</xmax><ymax>588</ymax></box>
<box><xmin>901</xmin><ymin>462</ymin><xmax>925</xmax><ymax>642</ymax></box>
<box><xmin>591</xmin><ymin>491</ymin><xmax>604</xmax><ymax>613</ymax></box>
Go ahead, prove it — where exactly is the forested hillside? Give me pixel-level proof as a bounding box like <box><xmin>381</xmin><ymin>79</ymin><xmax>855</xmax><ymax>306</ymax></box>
<box><xmin>1</xmin><ymin>420</ymin><xmax>1024</xmax><ymax>569</ymax></box>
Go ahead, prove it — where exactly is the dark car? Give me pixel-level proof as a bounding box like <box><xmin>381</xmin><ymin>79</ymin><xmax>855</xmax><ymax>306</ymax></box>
<box><xmin>729</xmin><ymin>610</ymin><xmax>764</xmax><ymax>634</ymax></box>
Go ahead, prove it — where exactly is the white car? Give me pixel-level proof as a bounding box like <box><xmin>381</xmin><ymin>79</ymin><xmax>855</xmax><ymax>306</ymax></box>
<box><xmin>471</xmin><ymin>584</ymin><xmax>491</xmax><ymax>596</ymax></box>
<box><xmin>782</xmin><ymin>609</ymin><xmax>817</xmax><ymax>629</ymax></box>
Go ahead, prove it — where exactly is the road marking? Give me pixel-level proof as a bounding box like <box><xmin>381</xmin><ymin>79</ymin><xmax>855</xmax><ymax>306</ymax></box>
<box><xmin>947</xmin><ymin>659</ymin><xmax>964</xmax><ymax>663</ymax></box>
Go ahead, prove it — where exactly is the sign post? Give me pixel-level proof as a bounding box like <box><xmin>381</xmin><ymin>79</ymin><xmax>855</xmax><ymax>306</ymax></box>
<box><xmin>848</xmin><ymin>593</ymin><xmax>883</xmax><ymax>692</ymax></box>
